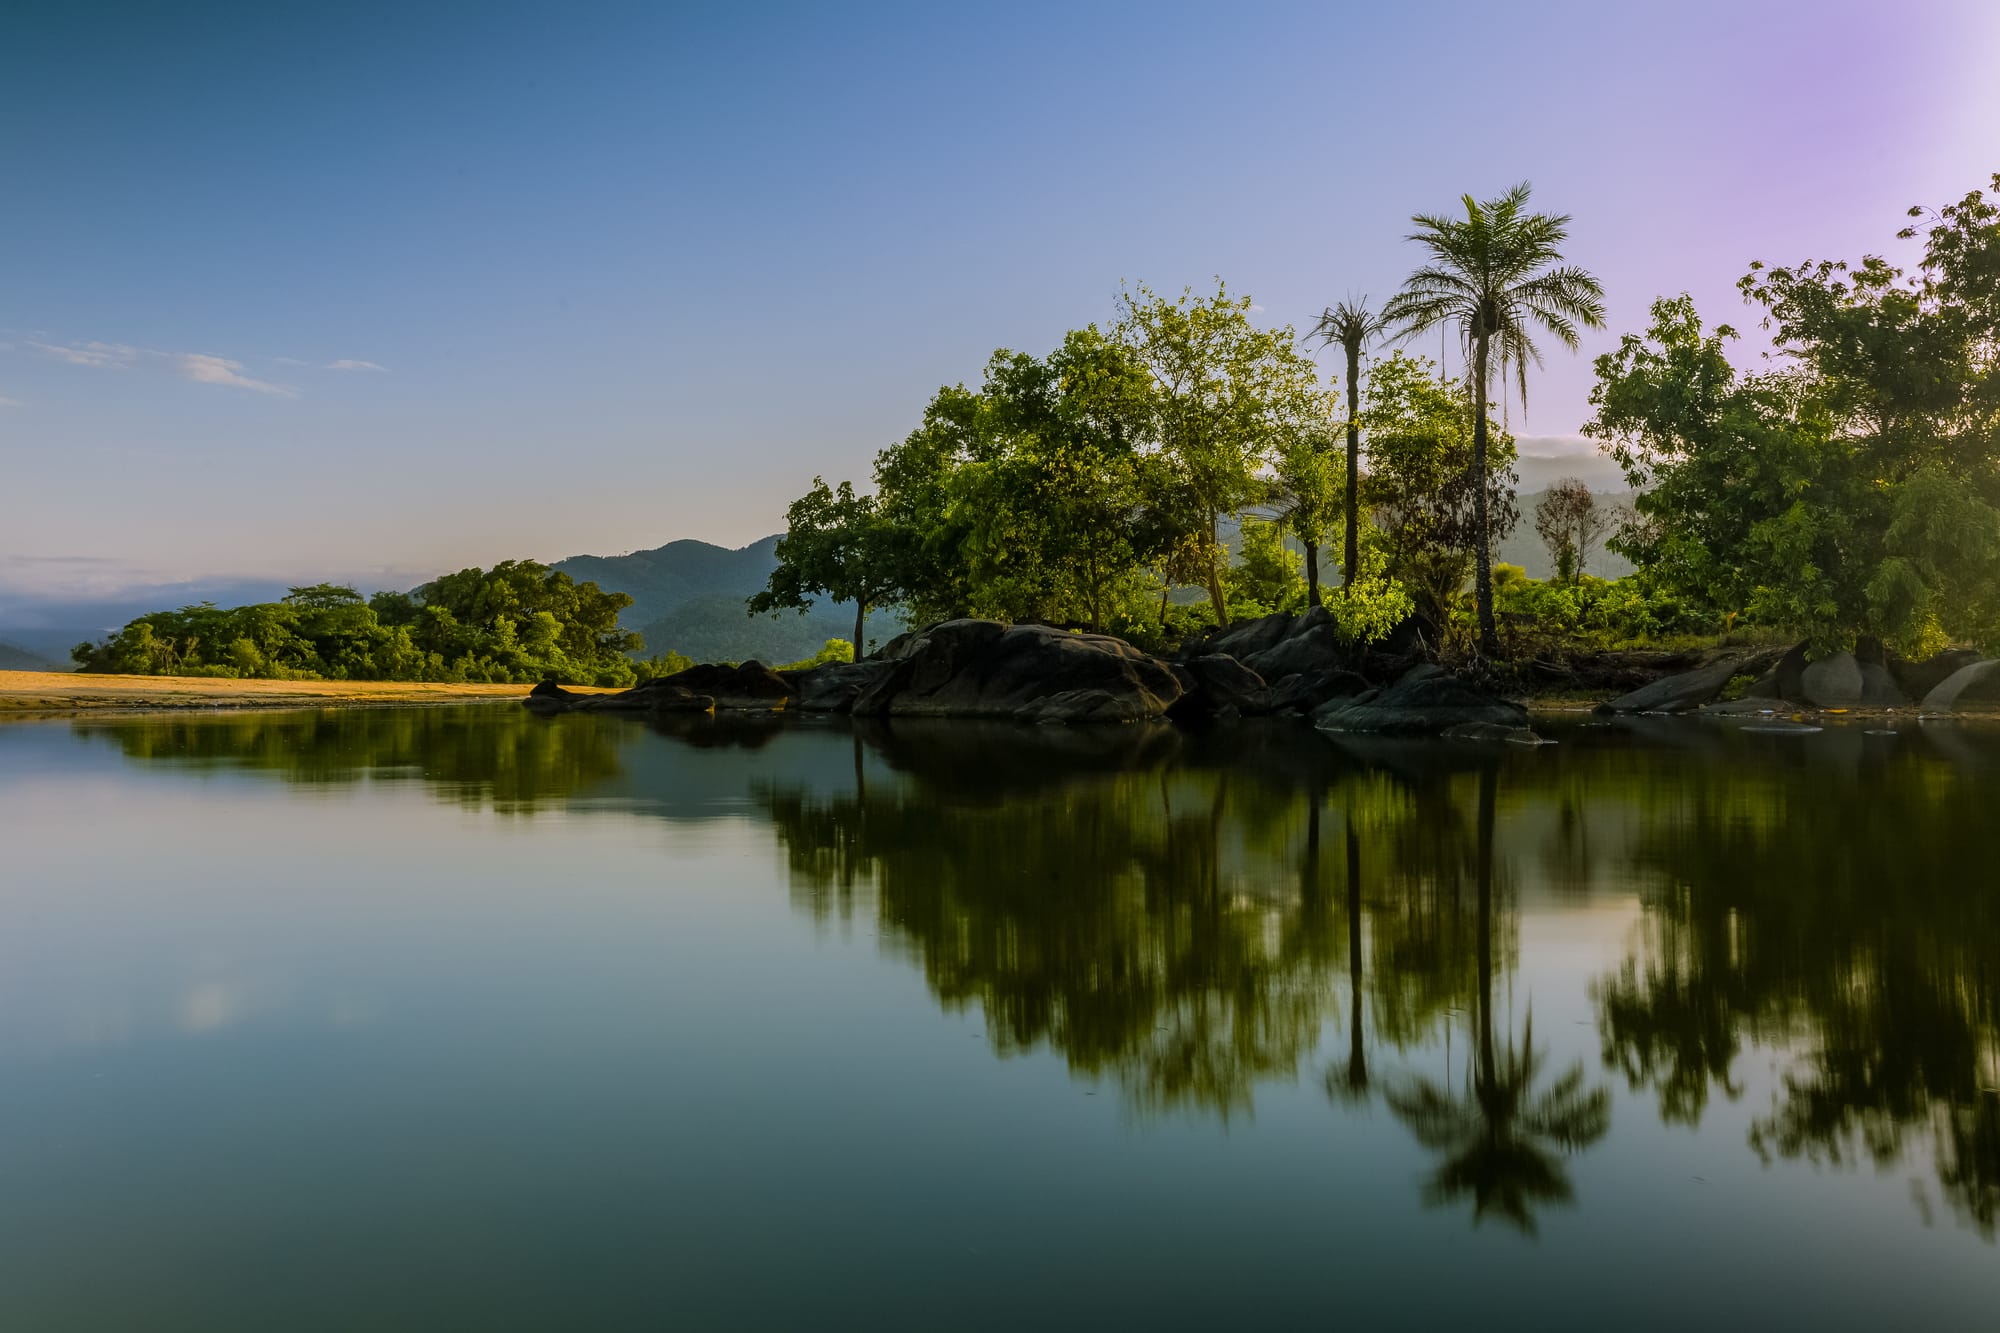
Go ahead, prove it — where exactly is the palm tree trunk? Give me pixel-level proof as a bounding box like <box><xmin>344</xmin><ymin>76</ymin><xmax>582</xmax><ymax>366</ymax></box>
<box><xmin>851</xmin><ymin>601</ymin><xmax>867</xmax><ymax>663</ymax></box>
<box><xmin>1472</xmin><ymin>334</ymin><xmax>1498</xmax><ymax>655</ymax></box>
<box><xmin>1205</xmin><ymin>513</ymin><xmax>1228</xmax><ymax>625</ymax></box>
<box><xmin>1305</xmin><ymin>542</ymin><xmax>1320</xmax><ymax>607</ymax></box>
<box><xmin>1344</xmin><ymin>341</ymin><xmax>1362</xmax><ymax>592</ymax></box>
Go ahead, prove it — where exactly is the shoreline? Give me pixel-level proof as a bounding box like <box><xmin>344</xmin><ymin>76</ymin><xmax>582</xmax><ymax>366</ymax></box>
<box><xmin>0</xmin><ymin>671</ymin><xmax>616</xmax><ymax>719</ymax></box>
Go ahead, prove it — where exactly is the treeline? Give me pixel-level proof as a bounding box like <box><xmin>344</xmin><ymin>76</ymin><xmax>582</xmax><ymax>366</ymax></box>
<box><xmin>72</xmin><ymin>561</ymin><xmax>672</xmax><ymax>685</ymax></box>
<box><xmin>759</xmin><ymin>173</ymin><xmax>2000</xmax><ymax>662</ymax></box>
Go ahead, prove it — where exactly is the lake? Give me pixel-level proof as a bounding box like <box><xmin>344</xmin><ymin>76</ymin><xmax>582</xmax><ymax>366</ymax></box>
<box><xmin>1</xmin><ymin>706</ymin><xmax>1995</xmax><ymax>1330</ymax></box>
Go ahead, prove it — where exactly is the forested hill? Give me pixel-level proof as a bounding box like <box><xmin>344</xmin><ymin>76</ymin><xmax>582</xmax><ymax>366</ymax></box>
<box><xmin>553</xmin><ymin>536</ymin><xmax>859</xmax><ymax>664</ymax></box>
<box><xmin>0</xmin><ymin>639</ymin><xmax>63</xmax><ymax>672</ymax></box>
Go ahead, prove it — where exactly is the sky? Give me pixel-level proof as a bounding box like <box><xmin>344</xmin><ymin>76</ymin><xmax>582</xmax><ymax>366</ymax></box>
<box><xmin>3</xmin><ymin>0</ymin><xmax>1998</xmax><ymax>597</ymax></box>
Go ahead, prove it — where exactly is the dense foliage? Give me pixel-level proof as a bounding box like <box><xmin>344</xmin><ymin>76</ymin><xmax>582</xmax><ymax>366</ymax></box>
<box><xmin>1588</xmin><ymin>174</ymin><xmax>2000</xmax><ymax>654</ymax></box>
<box><xmin>74</xmin><ymin>562</ymin><xmax>646</xmax><ymax>684</ymax></box>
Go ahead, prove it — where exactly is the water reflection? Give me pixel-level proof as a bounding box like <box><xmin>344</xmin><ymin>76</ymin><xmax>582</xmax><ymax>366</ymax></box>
<box><xmin>43</xmin><ymin>706</ymin><xmax>2000</xmax><ymax>1241</ymax></box>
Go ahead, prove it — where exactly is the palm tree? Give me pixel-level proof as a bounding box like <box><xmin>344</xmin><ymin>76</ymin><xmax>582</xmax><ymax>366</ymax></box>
<box><xmin>1311</xmin><ymin>299</ymin><xmax>1386</xmax><ymax>595</ymax></box>
<box><xmin>1381</xmin><ymin>184</ymin><xmax>1605</xmax><ymax>655</ymax></box>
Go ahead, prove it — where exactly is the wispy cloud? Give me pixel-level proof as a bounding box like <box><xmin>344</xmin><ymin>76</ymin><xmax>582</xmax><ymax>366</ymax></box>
<box><xmin>0</xmin><ymin>394</ymin><xmax>21</xmax><ymax>408</ymax></box>
<box><xmin>175</xmin><ymin>354</ymin><xmax>295</xmax><ymax>397</ymax></box>
<box><xmin>32</xmin><ymin>340</ymin><xmax>143</xmax><ymax>369</ymax></box>
<box><xmin>28</xmin><ymin>337</ymin><xmax>299</xmax><ymax>396</ymax></box>
<box><xmin>327</xmin><ymin>358</ymin><xmax>388</xmax><ymax>372</ymax></box>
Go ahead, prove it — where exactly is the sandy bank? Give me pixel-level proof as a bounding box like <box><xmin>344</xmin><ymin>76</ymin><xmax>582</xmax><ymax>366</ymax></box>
<box><xmin>0</xmin><ymin>671</ymin><xmax>612</xmax><ymax>717</ymax></box>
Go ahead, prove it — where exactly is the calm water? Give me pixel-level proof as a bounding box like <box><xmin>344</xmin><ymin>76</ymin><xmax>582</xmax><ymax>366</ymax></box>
<box><xmin>1</xmin><ymin>705</ymin><xmax>1996</xmax><ymax>1330</ymax></box>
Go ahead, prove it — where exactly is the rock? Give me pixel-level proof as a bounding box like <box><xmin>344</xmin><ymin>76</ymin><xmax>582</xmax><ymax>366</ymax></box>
<box><xmin>1207</xmin><ymin>612</ymin><xmax>1294</xmax><ymax>661</ymax></box>
<box><xmin>523</xmin><ymin>679</ymin><xmax>584</xmax><ymax>709</ymax></box>
<box><xmin>1798</xmin><ymin>652</ymin><xmax>1864</xmax><ymax>708</ymax></box>
<box><xmin>852</xmin><ymin>619</ymin><xmax>1183</xmax><ymax>723</ymax></box>
<box><xmin>1892</xmin><ymin>648</ymin><xmax>1984</xmax><ymax>702</ymax></box>
<box><xmin>1264</xmin><ymin>668</ymin><xmax>1369</xmax><ymax>714</ymax></box>
<box><xmin>784</xmin><ymin>661</ymin><xmax>893</xmax><ymax>713</ymax></box>
<box><xmin>1857</xmin><ymin>661</ymin><xmax>1908</xmax><ymax>708</ymax></box>
<box><xmin>652</xmin><ymin>660</ymin><xmax>793</xmax><ymax>710</ymax></box>
<box><xmin>522</xmin><ymin>677</ymin><xmax>715</xmax><ymax>713</ymax></box>
<box><xmin>1746</xmin><ymin>642</ymin><xmax>1809</xmax><ymax>700</ymax></box>
<box><xmin>1920</xmin><ymin>659</ymin><xmax>2000</xmax><ymax>713</ymax></box>
<box><xmin>1243</xmin><ymin>623</ymin><xmax>1348</xmax><ymax>680</ymax></box>
<box><xmin>1169</xmin><ymin>654</ymin><xmax>1269</xmax><ymax>720</ymax></box>
<box><xmin>1314</xmin><ymin>663</ymin><xmax>1528</xmax><ymax>736</ymax></box>
<box><xmin>1442</xmin><ymin>721</ymin><xmax>1551</xmax><ymax>745</ymax></box>
<box><xmin>1376</xmin><ymin>612</ymin><xmax>1439</xmax><ymax>658</ymax></box>
<box><xmin>1596</xmin><ymin>655</ymin><xmax>1745</xmax><ymax>715</ymax></box>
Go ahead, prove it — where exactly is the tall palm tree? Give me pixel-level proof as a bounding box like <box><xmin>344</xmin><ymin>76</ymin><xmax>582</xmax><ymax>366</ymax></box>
<box><xmin>1381</xmin><ymin>184</ymin><xmax>1605</xmax><ymax>654</ymax></box>
<box><xmin>1311</xmin><ymin>299</ymin><xmax>1386</xmax><ymax>595</ymax></box>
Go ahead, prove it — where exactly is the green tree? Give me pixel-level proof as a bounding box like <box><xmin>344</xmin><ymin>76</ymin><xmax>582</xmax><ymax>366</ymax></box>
<box><xmin>1361</xmin><ymin>353</ymin><xmax>1519</xmax><ymax>631</ymax></box>
<box><xmin>1589</xmin><ymin>177</ymin><xmax>2000</xmax><ymax>651</ymax></box>
<box><xmin>1312</xmin><ymin>298</ymin><xmax>1387</xmax><ymax>594</ymax></box>
<box><xmin>1114</xmin><ymin>282</ymin><xmax>1325</xmax><ymax>625</ymax></box>
<box><xmin>1272</xmin><ymin>392</ymin><xmax>1343</xmax><ymax>606</ymax></box>
<box><xmin>1383</xmin><ymin>184</ymin><xmax>1606</xmax><ymax>654</ymax></box>
<box><xmin>750</xmin><ymin>478</ymin><xmax>902</xmax><ymax>662</ymax></box>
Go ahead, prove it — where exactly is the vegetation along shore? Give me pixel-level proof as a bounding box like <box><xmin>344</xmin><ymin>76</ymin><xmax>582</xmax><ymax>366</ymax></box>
<box><xmin>53</xmin><ymin>173</ymin><xmax>2000</xmax><ymax>729</ymax></box>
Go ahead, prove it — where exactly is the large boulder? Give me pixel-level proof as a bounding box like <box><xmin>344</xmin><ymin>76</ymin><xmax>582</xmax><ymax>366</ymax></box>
<box><xmin>1244</xmin><ymin>622</ymin><xmax>1348</xmax><ymax>680</ymax></box>
<box><xmin>1892</xmin><ymin>648</ymin><xmax>1984</xmax><ymax>702</ymax></box>
<box><xmin>1745</xmin><ymin>642</ymin><xmax>1810</xmax><ymax>700</ymax></box>
<box><xmin>853</xmin><ymin>619</ymin><xmax>1184</xmax><ymax>723</ymax></box>
<box><xmin>526</xmin><ymin>677</ymin><xmax>715</xmax><ymax>713</ymax></box>
<box><xmin>1798</xmin><ymin>652</ymin><xmax>1864</xmax><ymax>708</ymax></box>
<box><xmin>1596</xmin><ymin>655</ymin><xmax>1745</xmax><ymax>715</ymax></box>
<box><xmin>1206</xmin><ymin>612</ymin><xmax>1294</xmax><ymax>661</ymax></box>
<box><xmin>1920</xmin><ymin>659</ymin><xmax>2000</xmax><ymax>713</ymax></box>
<box><xmin>652</xmin><ymin>661</ymin><xmax>793</xmax><ymax>710</ymax></box>
<box><xmin>1314</xmin><ymin>664</ymin><xmax>1528</xmax><ymax>736</ymax></box>
<box><xmin>784</xmin><ymin>660</ymin><xmax>895</xmax><ymax>713</ymax></box>
<box><xmin>1169</xmin><ymin>654</ymin><xmax>1269</xmax><ymax>720</ymax></box>
<box><xmin>1264</xmin><ymin>667</ymin><xmax>1370</xmax><ymax>715</ymax></box>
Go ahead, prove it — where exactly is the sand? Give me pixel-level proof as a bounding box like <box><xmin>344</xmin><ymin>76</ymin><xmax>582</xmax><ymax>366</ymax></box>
<box><xmin>0</xmin><ymin>670</ymin><xmax>578</xmax><ymax>716</ymax></box>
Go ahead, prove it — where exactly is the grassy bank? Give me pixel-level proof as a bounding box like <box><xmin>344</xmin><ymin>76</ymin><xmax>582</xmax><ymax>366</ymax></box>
<box><xmin>0</xmin><ymin>671</ymin><xmax>610</xmax><ymax>717</ymax></box>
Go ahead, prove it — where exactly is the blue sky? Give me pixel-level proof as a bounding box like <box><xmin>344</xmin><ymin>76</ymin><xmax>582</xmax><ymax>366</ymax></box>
<box><xmin>3</xmin><ymin>0</ymin><xmax>1997</xmax><ymax>595</ymax></box>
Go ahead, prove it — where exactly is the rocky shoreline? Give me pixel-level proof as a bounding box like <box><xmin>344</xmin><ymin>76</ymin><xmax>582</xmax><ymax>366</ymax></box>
<box><xmin>524</xmin><ymin>612</ymin><xmax>2000</xmax><ymax>737</ymax></box>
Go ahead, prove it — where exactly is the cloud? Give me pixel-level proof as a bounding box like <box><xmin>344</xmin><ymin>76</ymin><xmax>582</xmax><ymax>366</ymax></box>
<box><xmin>0</xmin><ymin>394</ymin><xmax>19</xmax><ymax>407</ymax></box>
<box><xmin>31</xmin><ymin>340</ymin><xmax>143</xmax><ymax>368</ymax></box>
<box><xmin>327</xmin><ymin>358</ymin><xmax>388</xmax><ymax>372</ymax></box>
<box><xmin>175</xmin><ymin>353</ymin><xmax>295</xmax><ymax>397</ymax></box>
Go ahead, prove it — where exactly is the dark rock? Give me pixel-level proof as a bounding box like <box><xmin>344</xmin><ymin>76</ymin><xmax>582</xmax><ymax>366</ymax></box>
<box><xmin>852</xmin><ymin>619</ymin><xmax>1183</xmax><ymax>723</ymax></box>
<box><xmin>523</xmin><ymin>679</ymin><xmax>583</xmax><ymax>708</ymax></box>
<box><xmin>784</xmin><ymin>661</ymin><xmax>893</xmax><ymax>713</ymax></box>
<box><xmin>1169</xmin><ymin>654</ymin><xmax>1269</xmax><ymax>720</ymax></box>
<box><xmin>1857</xmin><ymin>661</ymin><xmax>1908</xmax><ymax>708</ymax></box>
<box><xmin>1798</xmin><ymin>652</ymin><xmax>1864</xmax><ymax>708</ymax></box>
<box><xmin>1892</xmin><ymin>648</ymin><xmax>1984</xmax><ymax>702</ymax></box>
<box><xmin>1920</xmin><ymin>659</ymin><xmax>2000</xmax><ymax>713</ymax></box>
<box><xmin>1264</xmin><ymin>668</ymin><xmax>1369</xmax><ymax>714</ymax></box>
<box><xmin>1207</xmin><ymin>612</ymin><xmax>1294</xmax><ymax>661</ymax></box>
<box><xmin>652</xmin><ymin>660</ymin><xmax>793</xmax><ymax>710</ymax></box>
<box><xmin>1244</xmin><ymin>623</ymin><xmax>1348</xmax><ymax>680</ymax></box>
<box><xmin>1746</xmin><ymin>642</ymin><xmax>1810</xmax><ymax>701</ymax></box>
<box><xmin>1596</xmin><ymin>656</ymin><xmax>1746</xmax><ymax>715</ymax></box>
<box><xmin>1376</xmin><ymin>612</ymin><xmax>1439</xmax><ymax>658</ymax></box>
<box><xmin>1314</xmin><ymin>663</ymin><xmax>1528</xmax><ymax>736</ymax></box>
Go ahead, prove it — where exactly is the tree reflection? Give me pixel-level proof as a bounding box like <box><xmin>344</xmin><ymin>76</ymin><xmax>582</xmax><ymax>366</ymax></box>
<box><xmin>1387</xmin><ymin>765</ymin><xmax>1610</xmax><ymax>1234</ymax></box>
<box><xmin>1594</xmin><ymin>728</ymin><xmax>2000</xmax><ymax>1238</ymax></box>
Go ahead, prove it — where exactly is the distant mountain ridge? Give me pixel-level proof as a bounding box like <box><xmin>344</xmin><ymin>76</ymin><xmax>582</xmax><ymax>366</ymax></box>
<box><xmin>0</xmin><ymin>640</ymin><xmax>64</xmax><ymax>672</ymax></box>
<box><xmin>552</xmin><ymin>536</ymin><xmax>862</xmax><ymax>664</ymax></box>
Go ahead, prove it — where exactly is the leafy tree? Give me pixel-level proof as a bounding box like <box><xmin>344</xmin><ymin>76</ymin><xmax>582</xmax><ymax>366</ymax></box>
<box><xmin>1271</xmin><ymin>394</ymin><xmax>1343</xmax><ymax>606</ymax></box>
<box><xmin>1312</xmin><ymin>298</ymin><xmax>1387</xmax><ymax>593</ymax></box>
<box><xmin>1361</xmin><ymin>353</ymin><xmax>1519</xmax><ymax>630</ymax></box>
<box><xmin>1224</xmin><ymin>517</ymin><xmax>1305</xmax><ymax>615</ymax></box>
<box><xmin>750</xmin><ymin>478</ymin><xmax>902</xmax><ymax>662</ymax></box>
<box><xmin>1532</xmin><ymin>478</ymin><xmax>1610</xmax><ymax>582</ymax></box>
<box><xmin>1383</xmin><ymin>184</ymin><xmax>1606</xmax><ymax>654</ymax></box>
<box><xmin>1114</xmin><ymin>282</ymin><xmax>1325</xmax><ymax>624</ymax></box>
